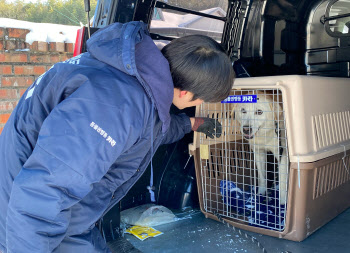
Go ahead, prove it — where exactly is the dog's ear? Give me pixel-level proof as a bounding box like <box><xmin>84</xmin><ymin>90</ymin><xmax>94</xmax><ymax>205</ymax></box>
<box><xmin>269</xmin><ymin>102</ymin><xmax>283</xmax><ymax>121</ymax></box>
<box><xmin>230</xmin><ymin>103</ymin><xmax>236</xmax><ymax>120</ymax></box>
<box><xmin>230</xmin><ymin>103</ymin><xmax>242</xmax><ymax>136</ymax></box>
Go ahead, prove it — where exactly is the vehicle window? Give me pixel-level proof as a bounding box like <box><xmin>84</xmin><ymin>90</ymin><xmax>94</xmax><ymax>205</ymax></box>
<box><xmin>150</xmin><ymin>0</ymin><xmax>228</xmax><ymax>42</ymax></box>
<box><xmin>327</xmin><ymin>0</ymin><xmax>350</xmax><ymax>36</ymax></box>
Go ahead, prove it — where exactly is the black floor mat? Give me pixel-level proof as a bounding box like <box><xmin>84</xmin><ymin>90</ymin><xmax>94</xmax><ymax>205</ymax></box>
<box><xmin>107</xmin><ymin>237</ymin><xmax>142</xmax><ymax>253</ymax></box>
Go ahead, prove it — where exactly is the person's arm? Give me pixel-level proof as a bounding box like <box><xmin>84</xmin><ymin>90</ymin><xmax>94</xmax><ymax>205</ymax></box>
<box><xmin>190</xmin><ymin>117</ymin><xmax>195</xmax><ymax>129</ymax></box>
<box><xmin>6</xmin><ymin>88</ymin><xmax>142</xmax><ymax>253</ymax></box>
<box><xmin>161</xmin><ymin>113</ymin><xmax>192</xmax><ymax>145</ymax></box>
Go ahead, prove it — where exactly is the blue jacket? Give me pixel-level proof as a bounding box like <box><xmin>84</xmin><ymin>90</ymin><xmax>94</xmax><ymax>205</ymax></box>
<box><xmin>0</xmin><ymin>21</ymin><xmax>191</xmax><ymax>253</ymax></box>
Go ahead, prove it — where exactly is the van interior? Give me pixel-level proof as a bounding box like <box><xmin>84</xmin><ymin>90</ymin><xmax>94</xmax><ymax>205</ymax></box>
<box><xmin>74</xmin><ymin>1</ymin><xmax>350</xmax><ymax>252</ymax></box>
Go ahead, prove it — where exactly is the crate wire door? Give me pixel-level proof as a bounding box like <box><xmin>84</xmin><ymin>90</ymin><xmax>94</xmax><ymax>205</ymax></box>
<box><xmin>198</xmin><ymin>89</ymin><xmax>289</xmax><ymax>231</ymax></box>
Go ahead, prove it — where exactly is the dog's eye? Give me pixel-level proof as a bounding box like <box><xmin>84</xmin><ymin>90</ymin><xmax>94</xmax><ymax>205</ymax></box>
<box><xmin>256</xmin><ymin>109</ymin><xmax>263</xmax><ymax>115</ymax></box>
<box><xmin>241</xmin><ymin>108</ymin><xmax>247</xmax><ymax>114</ymax></box>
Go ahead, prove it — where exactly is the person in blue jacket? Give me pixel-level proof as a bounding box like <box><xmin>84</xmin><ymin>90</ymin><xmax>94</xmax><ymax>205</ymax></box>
<box><xmin>0</xmin><ymin>21</ymin><xmax>234</xmax><ymax>253</ymax></box>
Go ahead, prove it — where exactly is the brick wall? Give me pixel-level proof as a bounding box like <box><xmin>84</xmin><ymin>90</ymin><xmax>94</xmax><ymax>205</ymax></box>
<box><xmin>0</xmin><ymin>27</ymin><xmax>75</xmax><ymax>134</ymax></box>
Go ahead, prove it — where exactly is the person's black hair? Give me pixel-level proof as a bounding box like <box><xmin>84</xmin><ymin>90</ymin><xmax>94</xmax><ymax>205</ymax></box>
<box><xmin>161</xmin><ymin>35</ymin><xmax>235</xmax><ymax>102</ymax></box>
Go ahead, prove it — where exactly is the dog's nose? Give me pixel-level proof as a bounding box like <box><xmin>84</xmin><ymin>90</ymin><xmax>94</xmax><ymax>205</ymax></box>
<box><xmin>243</xmin><ymin>126</ymin><xmax>252</xmax><ymax>135</ymax></box>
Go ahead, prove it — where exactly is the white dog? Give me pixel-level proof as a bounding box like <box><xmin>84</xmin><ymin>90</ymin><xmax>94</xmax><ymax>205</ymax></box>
<box><xmin>231</xmin><ymin>92</ymin><xmax>288</xmax><ymax>205</ymax></box>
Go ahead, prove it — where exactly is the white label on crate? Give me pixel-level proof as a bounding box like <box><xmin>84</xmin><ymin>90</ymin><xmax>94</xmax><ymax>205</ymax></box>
<box><xmin>221</xmin><ymin>95</ymin><xmax>257</xmax><ymax>103</ymax></box>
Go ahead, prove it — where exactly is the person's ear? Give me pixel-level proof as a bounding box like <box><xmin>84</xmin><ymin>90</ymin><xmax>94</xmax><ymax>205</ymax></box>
<box><xmin>179</xmin><ymin>90</ymin><xmax>188</xmax><ymax>98</ymax></box>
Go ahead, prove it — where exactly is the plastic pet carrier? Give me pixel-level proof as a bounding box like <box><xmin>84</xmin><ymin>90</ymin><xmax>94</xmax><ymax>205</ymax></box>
<box><xmin>189</xmin><ymin>75</ymin><xmax>350</xmax><ymax>241</ymax></box>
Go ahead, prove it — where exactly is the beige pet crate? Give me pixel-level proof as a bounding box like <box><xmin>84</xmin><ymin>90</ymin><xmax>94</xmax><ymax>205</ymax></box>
<box><xmin>189</xmin><ymin>75</ymin><xmax>350</xmax><ymax>241</ymax></box>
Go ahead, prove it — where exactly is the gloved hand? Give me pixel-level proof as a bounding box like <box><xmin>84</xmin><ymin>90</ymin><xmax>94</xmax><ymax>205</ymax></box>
<box><xmin>192</xmin><ymin>117</ymin><xmax>222</xmax><ymax>139</ymax></box>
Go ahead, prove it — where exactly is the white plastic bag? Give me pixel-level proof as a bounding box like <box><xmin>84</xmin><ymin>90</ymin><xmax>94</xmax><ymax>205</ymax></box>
<box><xmin>121</xmin><ymin>204</ymin><xmax>176</xmax><ymax>227</ymax></box>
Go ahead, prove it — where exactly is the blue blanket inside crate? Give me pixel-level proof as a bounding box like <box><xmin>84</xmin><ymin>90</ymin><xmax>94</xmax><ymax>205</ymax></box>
<box><xmin>220</xmin><ymin>180</ymin><xmax>286</xmax><ymax>230</ymax></box>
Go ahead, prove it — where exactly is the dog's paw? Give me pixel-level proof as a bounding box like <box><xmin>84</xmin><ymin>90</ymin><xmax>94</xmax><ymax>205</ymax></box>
<box><xmin>258</xmin><ymin>186</ymin><xmax>267</xmax><ymax>195</ymax></box>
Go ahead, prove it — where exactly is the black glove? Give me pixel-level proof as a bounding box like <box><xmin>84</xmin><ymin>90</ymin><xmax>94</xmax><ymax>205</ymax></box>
<box><xmin>192</xmin><ymin>117</ymin><xmax>222</xmax><ymax>139</ymax></box>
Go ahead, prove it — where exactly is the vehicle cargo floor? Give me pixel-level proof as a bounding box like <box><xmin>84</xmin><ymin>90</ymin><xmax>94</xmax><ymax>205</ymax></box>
<box><xmin>109</xmin><ymin>207</ymin><xmax>350</xmax><ymax>253</ymax></box>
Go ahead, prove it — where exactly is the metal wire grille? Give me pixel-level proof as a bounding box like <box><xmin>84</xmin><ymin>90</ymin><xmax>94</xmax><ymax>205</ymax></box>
<box><xmin>198</xmin><ymin>89</ymin><xmax>289</xmax><ymax>231</ymax></box>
